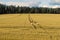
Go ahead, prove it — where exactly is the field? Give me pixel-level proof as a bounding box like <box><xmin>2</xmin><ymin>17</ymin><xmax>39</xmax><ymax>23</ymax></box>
<box><xmin>0</xmin><ymin>14</ymin><xmax>60</xmax><ymax>40</ymax></box>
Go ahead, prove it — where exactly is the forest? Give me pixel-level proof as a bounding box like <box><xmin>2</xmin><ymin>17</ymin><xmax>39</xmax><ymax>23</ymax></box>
<box><xmin>0</xmin><ymin>3</ymin><xmax>60</xmax><ymax>14</ymax></box>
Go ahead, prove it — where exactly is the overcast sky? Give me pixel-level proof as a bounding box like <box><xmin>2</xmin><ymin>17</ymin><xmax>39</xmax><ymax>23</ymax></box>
<box><xmin>0</xmin><ymin>0</ymin><xmax>60</xmax><ymax>8</ymax></box>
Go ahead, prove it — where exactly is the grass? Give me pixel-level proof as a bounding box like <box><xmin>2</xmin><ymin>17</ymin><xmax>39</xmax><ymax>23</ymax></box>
<box><xmin>0</xmin><ymin>14</ymin><xmax>60</xmax><ymax>40</ymax></box>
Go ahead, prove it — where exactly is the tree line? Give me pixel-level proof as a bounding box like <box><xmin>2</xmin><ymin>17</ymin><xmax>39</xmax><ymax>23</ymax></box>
<box><xmin>0</xmin><ymin>3</ymin><xmax>60</xmax><ymax>14</ymax></box>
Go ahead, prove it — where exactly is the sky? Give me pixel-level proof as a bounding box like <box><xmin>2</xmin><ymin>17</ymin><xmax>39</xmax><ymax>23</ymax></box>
<box><xmin>0</xmin><ymin>0</ymin><xmax>60</xmax><ymax>8</ymax></box>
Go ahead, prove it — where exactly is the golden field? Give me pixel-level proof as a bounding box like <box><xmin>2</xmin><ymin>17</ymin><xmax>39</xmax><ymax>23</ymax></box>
<box><xmin>0</xmin><ymin>14</ymin><xmax>60</xmax><ymax>40</ymax></box>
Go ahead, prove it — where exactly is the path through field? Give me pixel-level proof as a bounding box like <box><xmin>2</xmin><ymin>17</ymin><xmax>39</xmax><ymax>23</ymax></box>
<box><xmin>0</xmin><ymin>14</ymin><xmax>60</xmax><ymax>40</ymax></box>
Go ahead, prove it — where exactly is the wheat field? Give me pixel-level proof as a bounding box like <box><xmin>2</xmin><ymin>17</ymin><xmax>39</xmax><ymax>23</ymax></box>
<box><xmin>0</xmin><ymin>14</ymin><xmax>60</xmax><ymax>40</ymax></box>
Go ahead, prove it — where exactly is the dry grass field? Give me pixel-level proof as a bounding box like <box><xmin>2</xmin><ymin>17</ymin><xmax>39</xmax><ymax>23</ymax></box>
<box><xmin>0</xmin><ymin>14</ymin><xmax>60</xmax><ymax>40</ymax></box>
